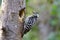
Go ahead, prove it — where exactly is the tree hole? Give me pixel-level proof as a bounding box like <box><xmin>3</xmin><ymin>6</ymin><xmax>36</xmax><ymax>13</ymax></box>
<box><xmin>19</xmin><ymin>8</ymin><xmax>25</xmax><ymax>17</ymax></box>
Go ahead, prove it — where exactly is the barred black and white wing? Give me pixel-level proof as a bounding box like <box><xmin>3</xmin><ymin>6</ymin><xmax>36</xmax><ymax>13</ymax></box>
<box><xmin>23</xmin><ymin>12</ymin><xmax>39</xmax><ymax>34</ymax></box>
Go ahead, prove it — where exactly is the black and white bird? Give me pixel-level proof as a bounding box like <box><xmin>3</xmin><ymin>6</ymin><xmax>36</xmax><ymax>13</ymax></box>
<box><xmin>23</xmin><ymin>12</ymin><xmax>39</xmax><ymax>34</ymax></box>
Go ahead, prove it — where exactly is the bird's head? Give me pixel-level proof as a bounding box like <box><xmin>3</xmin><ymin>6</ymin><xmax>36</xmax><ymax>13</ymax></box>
<box><xmin>33</xmin><ymin>12</ymin><xmax>39</xmax><ymax>18</ymax></box>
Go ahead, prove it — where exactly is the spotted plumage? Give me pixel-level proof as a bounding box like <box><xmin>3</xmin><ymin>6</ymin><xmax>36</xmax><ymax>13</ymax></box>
<box><xmin>23</xmin><ymin>12</ymin><xmax>39</xmax><ymax>34</ymax></box>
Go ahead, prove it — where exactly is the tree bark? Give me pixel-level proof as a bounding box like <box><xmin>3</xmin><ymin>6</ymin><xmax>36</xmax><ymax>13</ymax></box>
<box><xmin>0</xmin><ymin>0</ymin><xmax>25</xmax><ymax>40</ymax></box>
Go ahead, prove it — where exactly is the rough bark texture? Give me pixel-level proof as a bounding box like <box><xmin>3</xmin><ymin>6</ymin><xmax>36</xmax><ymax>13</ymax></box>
<box><xmin>0</xmin><ymin>0</ymin><xmax>25</xmax><ymax>40</ymax></box>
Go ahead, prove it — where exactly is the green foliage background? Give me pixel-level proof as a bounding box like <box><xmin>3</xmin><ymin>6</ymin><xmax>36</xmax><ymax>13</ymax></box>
<box><xmin>23</xmin><ymin>0</ymin><xmax>60</xmax><ymax>40</ymax></box>
<box><xmin>0</xmin><ymin>0</ymin><xmax>2</xmax><ymax>5</ymax></box>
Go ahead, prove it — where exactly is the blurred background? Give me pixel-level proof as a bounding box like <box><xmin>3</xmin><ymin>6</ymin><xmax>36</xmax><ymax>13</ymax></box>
<box><xmin>0</xmin><ymin>0</ymin><xmax>60</xmax><ymax>40</ymax></box>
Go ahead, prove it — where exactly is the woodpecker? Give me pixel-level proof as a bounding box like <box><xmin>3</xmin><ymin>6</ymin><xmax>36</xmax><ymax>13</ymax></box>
<box><xmin>23</xmin><ymin>12</ymin><xmax>39</xmax><ymax>35</ymax></box>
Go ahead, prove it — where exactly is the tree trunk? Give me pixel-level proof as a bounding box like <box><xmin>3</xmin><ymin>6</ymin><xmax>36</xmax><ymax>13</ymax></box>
<box><xmin>0</xmin><ymin>0</ymin><xmax>25</xmax><ymax>40</ymax></box>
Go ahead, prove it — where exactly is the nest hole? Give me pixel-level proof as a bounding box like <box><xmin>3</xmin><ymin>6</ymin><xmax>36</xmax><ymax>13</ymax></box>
<box><xmin>19</xmin><ymin>8</ymin><xmax>25</xmax><ymax>17</ymax></box>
